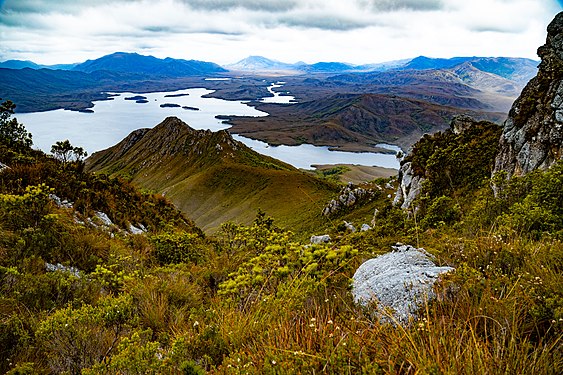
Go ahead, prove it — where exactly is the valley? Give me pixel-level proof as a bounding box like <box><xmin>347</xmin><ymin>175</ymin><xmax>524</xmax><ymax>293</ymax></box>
<box><xmin>1</xmin><ymin>53</ymin><xmax>536</xmax><ymax>156</ymax></box>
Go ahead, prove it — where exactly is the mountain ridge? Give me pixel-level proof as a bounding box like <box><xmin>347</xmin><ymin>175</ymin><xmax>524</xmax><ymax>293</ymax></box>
<box><xmin>86</xmin><ymin>116</ymin><xmax>337</xmax><ymax>233</ymax></box>
<box><xmin>72</xmin><ymin>52</ymin><xmax>227</xmax><ymax>76</ymax></box>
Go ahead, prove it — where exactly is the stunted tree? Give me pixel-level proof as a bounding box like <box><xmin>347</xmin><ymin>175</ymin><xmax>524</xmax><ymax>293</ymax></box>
<box><xmin>51</xmin><ymin>139</ymin><xmax>88</xmax><ymax>164</ymax></box>
<box><xmin>0</xmin><ymin>99</ymin><xmax>32</xmax><ymax>150</ymax></box>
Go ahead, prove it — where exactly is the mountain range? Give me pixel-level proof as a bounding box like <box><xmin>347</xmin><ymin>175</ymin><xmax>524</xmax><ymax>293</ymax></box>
<box><xmin>2</xmin><ymin>52</ymin><xmax>537</xmax><ymax>79</ymax></box>
<box><xmin>0</xmin><ymin>51</ymin><xmax>538</xmax><ymax>152</ymax></box>
<box><xmin>226</xmin><ymin>55</ymin><xmax>538</xmax><ymax>78</ymax></box>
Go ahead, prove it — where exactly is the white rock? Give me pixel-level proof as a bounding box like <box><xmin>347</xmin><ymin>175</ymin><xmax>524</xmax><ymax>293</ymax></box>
<box><xmin>95</xmin><ymin>211</ymin><xmax>113</xmax><ymax>227</ymax></box>
<box><xmin>129</xmin><ymin>223</ymin><xmax>146</xmax><ymax>235</ymax></box>
<box><xmin>310</xmin><ymin>234</ymin><xmax>331</xmax><ymax>244</ymax></box>
<box><xmin>352</xmin><ymin>244</ymin><xmax>454</xmax><ymax>324</ymax></box>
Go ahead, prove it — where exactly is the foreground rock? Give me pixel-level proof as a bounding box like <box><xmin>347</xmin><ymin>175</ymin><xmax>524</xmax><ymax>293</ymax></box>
<box><xmin>352</xmin><ymin>244</ymin><xmax>454</xmax><ymax>324</ymax></box>
<box><xmin>494</xmin><ymin>12</ymin><xmax>563</xmax><ymax>178</ymax></box>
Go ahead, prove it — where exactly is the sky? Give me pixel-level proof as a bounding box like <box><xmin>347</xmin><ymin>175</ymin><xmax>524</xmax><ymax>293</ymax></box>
<box><xmin>0</xmin><ymin>0</ymin><xmax>562</xmax><ymax>66</ymax></box>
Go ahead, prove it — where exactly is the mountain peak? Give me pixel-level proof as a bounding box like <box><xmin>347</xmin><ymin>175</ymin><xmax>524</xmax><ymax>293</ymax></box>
<box><xmin>85</xmin><ymin>117</ymin><xmax>333</xmax><ymax>232</ymax></box>
<box><xmin>72</xmin><ymin>52</ymin><xmax>226</xmax><ymax>76</ymax></box>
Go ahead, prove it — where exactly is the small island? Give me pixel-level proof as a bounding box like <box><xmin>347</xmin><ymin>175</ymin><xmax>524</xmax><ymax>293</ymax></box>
<box><xmin>164</xmin><ymin>93</ymin><xmax>190</xmax><ymax>98</ymax></box>
<box><xmin>182</xmin><ymin>106</ymin><xmax>200</xmax><ymax>111</ymax></box>
<box><xmin>159</xmin><ymin>103</ymin><xmax>181</xmax><ymax>108</ymax></box>
<box><xmin>124</xmin><ymin>95</ymin><xmax>147</xmax><ymax>101</ymax></box>
<box><xmin>136</xmin><ymin>99</ymin><xmax>149</xmax><ymax>104</ymax></box>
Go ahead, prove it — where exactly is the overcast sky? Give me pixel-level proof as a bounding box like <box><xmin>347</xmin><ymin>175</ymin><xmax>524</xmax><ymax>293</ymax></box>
<box><xmin>0</xmin><ymin>0</ymin><xmax>562</xmax><ymax>66</ymax></box>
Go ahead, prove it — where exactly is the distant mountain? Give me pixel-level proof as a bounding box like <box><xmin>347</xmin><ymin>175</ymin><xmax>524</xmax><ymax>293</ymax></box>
<box><xmin>225</xmin><ymin>55</ymin><xmax>538</xmax><ymax>83</ymax></box>
<box><xmin>401</xmin><ymin>56</ymin><xmax>475</xmax><ymax>70</ymax></box>
<box><xmin>72</xmin><ymin>52</ymin><xmax>226</xmax><ymax>76</ymax></box>
<box><xmin>0</xmin><ymin>60</ymin><xmax>42</xmax><ymax>69</ymax></box>
<box><xmin>226</xmin><ymin>56</ymin><xmax>295</xmax><ymax>72</ymax></box>
<box><xmin>0</xmin><ymin>60</ymin><xmax>77</xmax><ymax>70</ymax></box>
<box><xmin>305</xmin><ymin>62</ymin><xmax>355</xmax><ymax>73</ymax></box>
<box><xmin>86</xmin><ymin>117</ymin><xmax>336</xmax><ymax>232</ymax></box>
<box><xmin>400</xmin><ymin>56</ymin><xmax>538</xmax><ymax>84</ymax></box>
<box><xmin>226</xmin><ymin>56</ymin><xmax>357</xmax><ymax>73</ymax></box>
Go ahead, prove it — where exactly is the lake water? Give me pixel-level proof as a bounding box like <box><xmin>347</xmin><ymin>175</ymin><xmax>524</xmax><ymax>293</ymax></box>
<box><xmin>16</xmin><ymin>87</ymin><xmax>400</xmax><ymax>170</ymax></box>
<box><xmin>260</xmin><ymin>82</ymin><xmax>296</xmax><ymax>104</ymax></box>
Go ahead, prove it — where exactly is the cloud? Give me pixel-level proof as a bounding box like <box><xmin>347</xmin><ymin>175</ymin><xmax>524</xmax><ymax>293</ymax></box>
<box><xmin>0</xmin><ymin>0</ymin><xmax>560</xmax><ymax>65</ymax></box>
<box><xmin>359</xmin><ymin>0</ymin><xmax>444</xmax><ymax>12</ymax></box>
<box><xmin>181</xmin><ymin>0</ymin><xmax>297</xmax><ymax>12</ymax></box>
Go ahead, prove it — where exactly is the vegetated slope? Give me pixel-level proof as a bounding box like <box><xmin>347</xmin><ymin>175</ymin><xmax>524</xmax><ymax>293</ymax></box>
<box><xmin>227</xmin><ymin>93</ymin><xmax>505</xmax><ymax>152</ymax></box>
<box><xmin>73</xmin><ymin>52</ymin><xmax>226</xmax><ymax>76</ymax></box>
<box><xmin>86</xmin><ymin>116</ymin><xmax>337</xmax><ymax>233</ymax></box>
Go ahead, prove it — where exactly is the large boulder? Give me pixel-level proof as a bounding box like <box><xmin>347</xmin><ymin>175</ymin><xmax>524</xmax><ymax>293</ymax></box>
<box><xmin>352</xmin><ymin>244</ymin><xmax>453</xmax><ymax>324</ymax></box>
<box><xmin>494</xmin><ymin>12</ymin><xmax>563</xmax><ymax>178</ymax></box>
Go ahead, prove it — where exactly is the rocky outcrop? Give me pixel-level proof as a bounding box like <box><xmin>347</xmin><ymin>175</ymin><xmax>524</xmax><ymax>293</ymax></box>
<box><xmin>494</xmin><ymin>12</ymin><xmax>563</xmax><ymax>178</ymax></box>
<box><xmin>392</xmin><ymin>162</ymin><xmax>425</xmax><ymax>209</ymax></box>
<box><xmin>352</xmin><ymin>244</ymin><xmax>454</xmax><ymax>324</ymax></box>
<box><xmin>451</xmin><ymin>114</ymin><xmax>477</xmax><ymax>135</ymax></box>
<box><xmin>310</xmin><ymin>234</ymin><xmax>331</xmax><ymax>244</ymax></box>
<box><xmin>322</xmin><ymin>183</ymin><xmax>375</xmax><ymax>216</ymax></box>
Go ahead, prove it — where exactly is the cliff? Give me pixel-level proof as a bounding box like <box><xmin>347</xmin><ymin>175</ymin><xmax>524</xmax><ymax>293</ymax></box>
<box><xmin>494</xmin><ymin>12</ymin><xmax>563</xmax><ymax>177</ymax></box>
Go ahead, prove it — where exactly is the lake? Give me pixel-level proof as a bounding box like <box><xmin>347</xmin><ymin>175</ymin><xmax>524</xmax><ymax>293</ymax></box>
<box><xmin>16</xmin><ymin>86</ymin><xmax>400</xmax><ymax>170</ymax></box>
<box><xmin>260</xmin><ymin>82</ymin><xmax>296</xmax><ymax>104</ymax></box>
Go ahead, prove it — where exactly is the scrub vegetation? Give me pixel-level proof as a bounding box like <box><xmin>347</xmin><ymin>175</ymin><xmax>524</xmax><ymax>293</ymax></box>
<box><xmin>0</xmin><ymin>101</ymin><xmax>561</xmax><ymax>374</ymax></box>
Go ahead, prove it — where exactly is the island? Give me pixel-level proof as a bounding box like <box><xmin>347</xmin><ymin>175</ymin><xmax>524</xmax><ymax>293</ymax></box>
<box><xmin>159</xmin><ymin>103</ymin><xmax>181</xmax><ymax>108</ymax></box>
<box><xmin>124</xmin><ymin>95</ymin><xmax>147</xmax><ymax>101</ymax></box>
<box><xmin>182</xmin><ymin>106</ymin><xmax>200</xmax><ymax>111</ymax></box>
<box><xmin>164</xmin><ymin>93</ymin><xmax>190</xmax><ymax>98</ymax></box>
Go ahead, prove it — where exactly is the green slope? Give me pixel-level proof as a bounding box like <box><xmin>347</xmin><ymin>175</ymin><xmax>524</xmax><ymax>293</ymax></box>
<box><xmin>86</xmin><ymin>116</ymin><xmax>337</xmax><ymax>233</ymax></box>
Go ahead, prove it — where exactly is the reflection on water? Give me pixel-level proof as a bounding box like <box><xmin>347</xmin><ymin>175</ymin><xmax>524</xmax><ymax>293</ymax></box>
<box><xmin>16</xmin><ymin>87</ymin><xmax>399</xmax><ymax>170</ymax></box>
<box><xmin>233</xmin><ymin>135</ymin><xmax>399</xmax><ymax>170</ymax></box>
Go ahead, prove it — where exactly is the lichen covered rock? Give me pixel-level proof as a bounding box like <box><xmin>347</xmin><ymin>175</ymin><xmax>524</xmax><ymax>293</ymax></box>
<box><xmin>352</xmin><ymin>243</ymin><xmax>453</xmax><ymax>324</ymax></box>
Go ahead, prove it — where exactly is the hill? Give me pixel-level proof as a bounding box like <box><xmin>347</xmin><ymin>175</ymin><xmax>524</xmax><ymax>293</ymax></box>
<box><xmin>73</xmin><ymin>52</ymin><xmax>226</xmax><ymax>76</ymax></box>
<box><xmin>225</xmin><ymin>93</ymin><xmax>505</xmax><ymax>152</ymax></box>
<box><xmin>86</xmin><ymin>117</ymin><xmax>337</xmax><ymax>233</ymax></box>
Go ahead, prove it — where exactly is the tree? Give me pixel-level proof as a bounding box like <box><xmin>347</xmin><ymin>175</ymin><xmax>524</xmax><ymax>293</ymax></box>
<box><xmin>0</xmin><ymin>99</ymin><xmax>32</xmax><ymax>150</ymax></box>
<box><xmin>50</xmin><ymin>139</ymin><xmax>87</xmax><ymax>163</ymax></box>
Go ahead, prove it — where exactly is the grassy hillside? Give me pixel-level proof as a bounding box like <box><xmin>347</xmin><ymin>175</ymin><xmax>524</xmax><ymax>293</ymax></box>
<box><xmin>2</xmin><ymin>104</ymin><xmax>562</xmax><ymax>374</ymax></box>
<box><xmin>86</xmin><ymin>116</ymin><xmax>337</xmax><ymax>233</ymax></box>
<box><xmin>0</xmin><ymin>99</ymin><xmax>561</xmax><ymax>374</ymax></box>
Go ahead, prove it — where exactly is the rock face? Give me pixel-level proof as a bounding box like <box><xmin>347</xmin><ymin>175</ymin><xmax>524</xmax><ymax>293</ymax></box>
<box><xmin>494</xmin><ymin>12</ymin><xmax>563</xmax><ymax>178</ymax></box>
<box><xmin>392</xmin><ymin>162</ymin><xmax>425</xmax><ymax>209</ymax></box>
<box><xmin>352</xmin><ymin>244</ymin><xmax>454</xmax><ymax>324</ymax></box>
